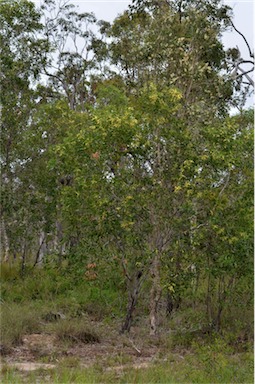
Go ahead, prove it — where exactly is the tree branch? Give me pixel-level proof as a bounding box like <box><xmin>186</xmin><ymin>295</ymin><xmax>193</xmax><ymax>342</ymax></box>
<box><xmin>236</xmin><ymin>67</ymin><xmax>254</xmax><ymax>87</ymax></box>
<box><xmin>229</xmin><ymin>19</ymin><xmax>254</xmax><ymax>59</ymax></box>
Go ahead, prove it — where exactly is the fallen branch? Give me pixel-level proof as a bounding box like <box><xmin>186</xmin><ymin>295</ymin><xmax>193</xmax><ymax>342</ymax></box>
<box><xmin>128</xmin><ymin>338</ymin><xmax>141</xmax><ymax>355</ymax></box>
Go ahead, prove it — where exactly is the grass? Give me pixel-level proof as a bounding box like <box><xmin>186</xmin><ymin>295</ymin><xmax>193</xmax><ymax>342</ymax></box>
<box><xmin>0</xmin><ymin>302</ymin><xmax>42</xmax><ymax>348</ymax></box>
<box><xmin>0</xmin><ymin>350</ymin><xmax>253</xmax><ymax>383</ymax></box>
<box><xmin>0</xmin><ymin>263</ymin><xmax>253</xmax><ymax>384</ymax></box>
<box><xmin>52</xmin><ymin>318</ymin><xmax>100</xmax><ymax>344</ymax></box>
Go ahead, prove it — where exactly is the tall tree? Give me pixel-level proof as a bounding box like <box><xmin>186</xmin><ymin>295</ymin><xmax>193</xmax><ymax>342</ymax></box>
<box><xmin>0</xmin><ymin>0</ymin><xmax>49</xmax><ymax>263</ymax></box>
<box><xmin>49</xmin><ymin>84</ymin><xmax>253</xmax><ymax>334</ymax></box>
<box><xmin>108</xmin><ymin>0</ymin><xmax>233</xmax><ymax>117</ymax></box>
<box><xmin>40</xmin><ymin>0</ymin><xmax>109</xmax><ymax>110</ymax></box>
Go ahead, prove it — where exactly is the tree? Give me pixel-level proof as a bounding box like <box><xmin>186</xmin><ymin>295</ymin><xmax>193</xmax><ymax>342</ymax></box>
<box><xmin>190</xmin><ymin>109</ymin><xmax>254</xmax><ymax>330</ymax></box>
<box><xmin>225</xmin><ymin>19</ymin><xmax>254</xmax><ymax>110</ymax></box>
<box><xmin>0</xmin><ymin>0</ymin><xmax>50</xmax><ymax>265</ymax></box>
<box><xmin>40</xmin><ymin>0</ymin><xmax>109</xmax><ymax>111</ymax></box>
<box><xmin>107</xmin><ymin>0</ymin><xmax>233</xmax><ymax>117</ymax></box>
<box><xmin>1</xmin><ymin>0</ymin><xmax>252</xmax><ymax>338</ymax></box>
<box><xmin>39</xmin><ymin>0</ymin><xmax>253</xmax><ymax>335</ymax></box>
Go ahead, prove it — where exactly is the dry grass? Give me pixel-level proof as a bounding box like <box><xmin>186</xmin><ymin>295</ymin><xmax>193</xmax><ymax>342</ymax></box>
<box><xmin>53</xmin><ymin>319</ymin><xmax>100</xmax><ymax>344</ymax></box>
<box><xmin>0</xmin><ymin>303</ymin><xmax>41</xmax><ymax>348</ymax></box>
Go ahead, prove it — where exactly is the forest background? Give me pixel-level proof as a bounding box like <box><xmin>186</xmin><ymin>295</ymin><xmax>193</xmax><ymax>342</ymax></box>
<box><xmin>0</xmin><ymin>0</ymin><xmax>254</xmax><ymax>382</ymax></box>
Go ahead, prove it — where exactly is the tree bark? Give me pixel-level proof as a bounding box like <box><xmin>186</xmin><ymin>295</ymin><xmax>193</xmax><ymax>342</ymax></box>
<box><xmin>120</xmin><ymin>270</ymin><xmax>143</xmax><ymax>334</ymax></box>
<box><xmin>21</xmin><ymin>240</ymin><xmax>27</xmax><ymax>277</ymax></box>
<box><xmin>1</xmin><ymin>218</ymin><xmax>10</xmax><ymax>262</ymax></box>
<box><xmin>55</xmin><ymin>221</ymin><xmax>64</xmax><ymax>266</ymax></box>
<box><xmin>149</xmin><ymin>252</ymin><xmax>162</xmax><ymax>336</ymax></box>
<box><xmin>34</xmin><ymin>231</ymin><xmax>46</xmax><ymax>267</ymax></box>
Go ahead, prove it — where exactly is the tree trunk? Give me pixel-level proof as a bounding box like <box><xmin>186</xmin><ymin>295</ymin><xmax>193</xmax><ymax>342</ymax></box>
<box><xmin>149</xmin><ymin>252</ymin><xmax>162</xmax><ymax>336</ymax></box>
<box><xmin>21</xmin><ymin>240</ymin><xmax>27</xmax><ymax>277</ymax></box>
<box><xmin>215</xmin><ymin>276</ymin><xmax>234</xmax><ymax>332</ymax></box>
<box><xmin>34</xmin><ymin>231</ymin><xmax>46</xmax><ymax>267</ymax></box>
<box><xmin>1</xmin><ymin>218</ymin><xmax>10</xmax><ymax>262</ymax></box>
<box><xmin>166</xmin><ymin>291</ymin><xmax>174</xmax><ymax>317</ymax></box>
<box><xmin>120</xmin><ymin>270</ymin><xmax>143</xmax><ymax>334</ymax></box>
<box><xmin>55</xmin><ymin>221</ymin><xmax>64</xmax><ymax>266</ymax></box>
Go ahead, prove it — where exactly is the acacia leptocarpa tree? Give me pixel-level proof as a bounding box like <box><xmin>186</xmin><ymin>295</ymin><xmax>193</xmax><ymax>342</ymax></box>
<box><xmin>1</xmin><ymin>0</ymin><xmax>253</xmax><ymax>336</ymax></box>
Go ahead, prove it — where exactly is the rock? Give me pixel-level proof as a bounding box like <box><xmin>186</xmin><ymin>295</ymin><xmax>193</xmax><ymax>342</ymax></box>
<box><xmin>42</xmin><ymin>312</ymin><xmax>65</xmax><ymax>322</ymax></box>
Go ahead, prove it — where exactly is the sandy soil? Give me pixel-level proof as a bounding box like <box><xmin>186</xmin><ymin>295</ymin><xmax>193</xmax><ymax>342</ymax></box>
<box><xmin>1</xmin><ymin>330</ymin><xmax>167</xmax><ymax>373</ymax></box>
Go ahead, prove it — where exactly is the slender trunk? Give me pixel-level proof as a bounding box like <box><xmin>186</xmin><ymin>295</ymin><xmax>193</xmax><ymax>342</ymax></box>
<box><xmin>166</xmin><ymin>291</ymin><xmax>174</xmax><ymax>317</ymax></box>
<box><xmin>215</xmin><ymin>277</ymin><xmax>222</xmax><ymax>332</ymax></box>
<box><xmin>34</xmin><ymin>232</ymin><xmax>46</xmax><ymax>267</ymax></box>
<box><xmin>192</xmin><ymin>272</ymin><xmax>200</xmax><ymax>309</ymax></box>
<box><xmin>149</xmin><ymin>252</ymin><xmax>162</xmax><ymax>336</ymax></box>
<box><xmin>206</xmin><ymin>252</ymin><xmax>215</xmax><ymax>328</ymax></box>
<box><xmin>215</xmin><ymin>276</ymin><xmax>234</xmax><ymax>332</ymax></box>
<box><xmin>55</xmin><ymin>221</ymin><xmax>64</xmax><ymax>266</ymax></box>
<box><xmin>120</xmin><ymin>270</ymin><xmax>143</xmax><ymax>334</ymax></box>
<box><xmin>206</xmin><ymin>270</ymin><xmax>213</xmax><ymax>325</ymax></box>
<box><xmin>21</xmin><ymin>241</ymin><xmax>27</xmax><ymax>277</ymax></box>
<box><xmin>1</xmin><ymin>218</ymin><xmax>10</xmax><ymax>262</ymax></box>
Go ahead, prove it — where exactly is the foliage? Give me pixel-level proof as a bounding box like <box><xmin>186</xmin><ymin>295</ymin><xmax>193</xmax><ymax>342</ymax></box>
<box><xmin>0</xmin><ymin>0</ymin><xmax>253</xmax><ymax>348</ymax></box>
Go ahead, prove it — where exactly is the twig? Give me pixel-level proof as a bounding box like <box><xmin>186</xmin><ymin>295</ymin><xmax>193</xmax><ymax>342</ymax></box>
<box><xmin>235</xmin><ymin>67</ymin><xmax>254</xmax><ymax>87</ymax></box>
<box><xmin>128</xmin><ymin>338</ymin><xmax>141</xmax><ymax>354</ymax></box>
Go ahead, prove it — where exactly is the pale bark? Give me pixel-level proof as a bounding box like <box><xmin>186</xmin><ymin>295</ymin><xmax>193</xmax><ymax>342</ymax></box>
<box><xmin>21</xmin><ymin>240</ymin><xmax>27</xmax><ymax>276</ymax></box>
<box><xmin>149</xmin><ymin>252</ymin><xmax>162</xmax><ymax>336</ymax></box>
<box><xmin>34</xmin><ymin>231</ymin><xmax>46</xmax><ymax>267</ymax></box>
<box><xmin>1</xmin><ymin>218</ymin><xmax>10</xmax><ymax>262</ymax></box>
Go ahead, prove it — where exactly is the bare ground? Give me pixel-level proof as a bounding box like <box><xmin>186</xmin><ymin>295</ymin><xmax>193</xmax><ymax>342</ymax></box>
<box><xmin>1</xmin><ymin>324</ymin><xmax>179</xmax><ymax>373</ymax></box>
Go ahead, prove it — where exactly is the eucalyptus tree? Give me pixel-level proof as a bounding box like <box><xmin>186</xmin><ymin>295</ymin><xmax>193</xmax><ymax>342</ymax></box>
<box><xmin>0</xmin><ymin>0</ymin><xmax>50</xmax><ymax>264</ymax></box>
<box><xmin>225</xmin><ymin>20</ymin><xmax>254</xmax><ymax>111</ymax></box>
<box><xmin>98</xmin><ymin>0</ymin><xmax>229</xmax><ymax>330</ymax></box>
<box><xmin>40</xmin><ymin>0</ymin><xmax>110</xmax><ymax>111</ymax></box>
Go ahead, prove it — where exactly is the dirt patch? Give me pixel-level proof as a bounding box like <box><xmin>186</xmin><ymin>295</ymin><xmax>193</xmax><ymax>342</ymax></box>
<box><xmin>23</xmin><ymin>333</ymin><xmax>56</xmax><ymax>350</ymax></box>
<box><xmin>106</xmin><ymin>360</ymin><xmax>152</xmax><ymax>372</ymax></box>
<box><xmin>1</xmin><ymin>327</ymin><xmax>164</xmax><ymax>375</ymax></box>
<box><xmin>10</xmin><ymin>362</ymin><xmax>56</xmax><ymax>371</ymax></box>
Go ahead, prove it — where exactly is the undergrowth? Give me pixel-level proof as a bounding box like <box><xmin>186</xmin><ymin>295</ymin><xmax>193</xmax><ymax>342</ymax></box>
<box><xmin>0</xmin><ymin>263</ymin><xmax>253</xmax><ymax>384</ymax></box>
<box><xmin>0</xmin><ymin>351</ymin><xmax>253</xmax><ymax>384</ymax></box>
